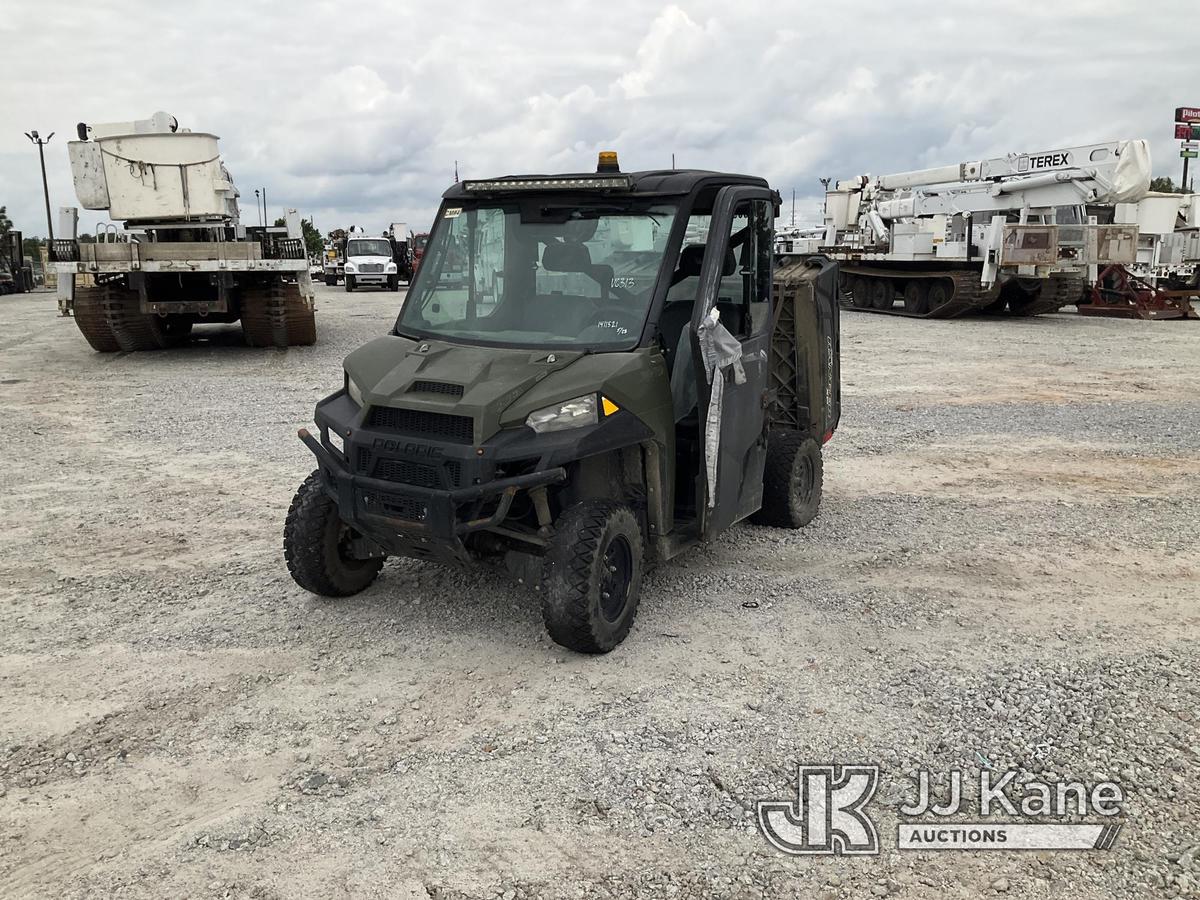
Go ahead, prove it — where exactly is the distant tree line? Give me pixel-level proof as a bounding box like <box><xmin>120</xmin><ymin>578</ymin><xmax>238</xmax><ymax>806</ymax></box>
<box><xmin>273</xmin><ymin>216</ymin><xmax>324</xmax><ymax>257</ymax></box>
<box><xmin>1150</xmin><ymin>176</ymin><xmax>1187</xmax><ymax>193</ymax></box>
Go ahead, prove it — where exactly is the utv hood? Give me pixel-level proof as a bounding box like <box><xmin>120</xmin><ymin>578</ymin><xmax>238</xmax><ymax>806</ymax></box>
<box><xmin>343</xmin><ymin>335</ymin><xmax>587</xmax><ymax>442</ymax></box>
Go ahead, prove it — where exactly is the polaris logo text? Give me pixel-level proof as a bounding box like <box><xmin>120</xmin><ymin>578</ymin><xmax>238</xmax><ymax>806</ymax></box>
<box><xmin>371</xmin><ymin>438</ymin><xmax>444</xmax><ymax>458</ymax></box>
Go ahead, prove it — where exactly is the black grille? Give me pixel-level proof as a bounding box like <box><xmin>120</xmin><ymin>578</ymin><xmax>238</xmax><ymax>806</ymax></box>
<box><xmin>262</xmin><ymin>236</ymin><xmax>305</xmax><ymax>260</ymax></box>
<box><xmin>367</xmin><ymin>406</ymin><xmax>474</xmax><ymax>444</ymax></box>
<box><xmin>357</xmin><ymin>448</ymin><xmax>372</xmax><ymax>472</ymax></box>
<box><xmin>373</xmin><ymin>457</ymin><xmax>463</xmax><ymax>489</ymax></box>
<box><xmin>373</xmin><ymin>458</ymin><xmax>440</xmax><ymax>488</ymax></box>
<box><xmin>409</xmin><ymin>380</ymin><xmax>464</xmax><ymax>398</ymax></box>
<box><xmin>361</xmin><ymin>490</ymin><xmax>427</xmax><ymax>522</ymax></box>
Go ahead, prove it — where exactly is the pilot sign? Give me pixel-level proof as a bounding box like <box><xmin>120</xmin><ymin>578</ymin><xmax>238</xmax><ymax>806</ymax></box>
<box><xmin>1017</xmin><ymin>151</ymin><xmax>1072</xmax><ymax>173</ymax></box>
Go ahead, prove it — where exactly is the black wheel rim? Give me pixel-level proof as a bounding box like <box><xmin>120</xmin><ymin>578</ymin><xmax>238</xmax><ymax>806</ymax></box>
<box><xmin>599</xmin><ymin>536</ymin><xmax>633</xmax><ymax>623</ymax></box>
<box><xmin>334</xmin><ymin>521</ymin><xmax>375</xmax><ymax>572</ymax></box>
<box><xmin>336</xmin><ymin>522</ymin><xmax>357</xmax><ymax>562</ymax></box>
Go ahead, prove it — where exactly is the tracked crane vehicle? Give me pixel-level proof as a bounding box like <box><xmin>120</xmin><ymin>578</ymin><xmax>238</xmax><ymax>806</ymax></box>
<box><xmin>52</xmin><ymin>111</ymin><xmax>316</xmax><ymax>350</ymax></box>
<box><xmin>785</xmin><ymin>139</ymin><xmax>1150</xmax><ymax>317</ymax></box>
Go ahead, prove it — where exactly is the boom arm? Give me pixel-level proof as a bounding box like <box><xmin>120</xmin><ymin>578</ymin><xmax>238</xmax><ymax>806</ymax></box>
<box><xmin>867</xmin><ymin>140</ymin><xmax>1151</xmax><ymax>221</ymax></box>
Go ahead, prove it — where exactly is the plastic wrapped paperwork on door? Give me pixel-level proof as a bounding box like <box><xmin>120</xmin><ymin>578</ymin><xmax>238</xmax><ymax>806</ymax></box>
<box><xmin>696</xmin><ymin>306</ymin><xmax>745</xmax><ymax>509</ymax></box>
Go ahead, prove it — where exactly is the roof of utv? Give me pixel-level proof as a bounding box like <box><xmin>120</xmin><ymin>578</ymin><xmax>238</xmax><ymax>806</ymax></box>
<box><xmin>443</xmin><ymin>169</ymin><xmax>770</xmax><ymax>201</ymax></box>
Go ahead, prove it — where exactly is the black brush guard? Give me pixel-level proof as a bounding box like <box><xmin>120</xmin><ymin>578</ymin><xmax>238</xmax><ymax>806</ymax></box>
<box><xmin>299</xmin><ymin>428</ymin><xmax>566</xmax><ymax>564</ymax></box>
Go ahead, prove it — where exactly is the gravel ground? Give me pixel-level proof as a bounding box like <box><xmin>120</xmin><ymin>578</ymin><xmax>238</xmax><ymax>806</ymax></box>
<box><xmin>0</xmin><ymin>285</ymin><xmax>1197</xmax><ymax>899</ymax></box>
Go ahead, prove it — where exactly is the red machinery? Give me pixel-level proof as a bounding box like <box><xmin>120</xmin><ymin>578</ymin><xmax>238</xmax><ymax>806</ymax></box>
<box><xmin>411</xmin><ymin>232</ymin><xmax>430</xmax><ymax>273</ymax></box>
<box><xmin>1077</xmin><ymin>265</ymin><xmax>1199</xmax><ymax>320</ymax></box>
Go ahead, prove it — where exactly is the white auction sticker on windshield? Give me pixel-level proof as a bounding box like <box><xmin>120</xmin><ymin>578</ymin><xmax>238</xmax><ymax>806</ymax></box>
<box><xmin>444</xmin><ymin>207</ymin><xmax>462</xmax><ymax>219</ymax></box>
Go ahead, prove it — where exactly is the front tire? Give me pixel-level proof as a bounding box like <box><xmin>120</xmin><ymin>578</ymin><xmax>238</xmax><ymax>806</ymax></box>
<box><xmin>541</xmin><ymin>500</ymin><xmax>643</xmax><ymax>653</ymax></box>
<box><xmin>752</xmin><ymin>431</ymin><xmax>823</xmax><ymax>528</ymax></box>
<box><xmin>345</xmin><ymin>275</ymin><xmax>355</xmax><ymax>292</ymax></box>
<box><xmin>284</xmin><ymin>471</ymin><xmax>384</xmax><ymax>597</ymax></box>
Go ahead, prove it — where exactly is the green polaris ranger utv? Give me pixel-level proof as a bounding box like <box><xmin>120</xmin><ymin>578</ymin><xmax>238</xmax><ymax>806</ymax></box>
<box><xmin>284</xmin><ymin>153</ymin><xmax>840</xmax><ymax>653</ymax></box>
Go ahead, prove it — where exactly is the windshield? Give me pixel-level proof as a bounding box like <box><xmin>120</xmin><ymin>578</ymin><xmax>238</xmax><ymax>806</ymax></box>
<box><xmin>346</xmin><ymin>239</ymin><xmax>391</xmax><ymax>257</ymax></box>
<box><xmin>395</xmin><ymin>200</ymin><xmax>678</xmax><ymax>350</ymax></box>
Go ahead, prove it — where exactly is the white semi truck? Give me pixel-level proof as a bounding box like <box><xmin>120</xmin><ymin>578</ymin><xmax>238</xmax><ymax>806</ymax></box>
<box><xmin>52</xmin><ymin>111</ymin><xmax>316</xmax><ymax>350</ymax></box>
<box><xmin>343</xmin><ymin>226</ymin><xmax>401</xmax><ymax>292</ymax></box>
<box><xmin>785</xmin><ymin>139</ymin><xmax>1151</xmax><ymax>317</ymax></box>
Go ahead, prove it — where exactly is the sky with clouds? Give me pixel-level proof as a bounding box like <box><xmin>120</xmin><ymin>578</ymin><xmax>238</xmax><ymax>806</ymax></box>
<box><xmin>1</xmin><ymin>0</ymin><xmax>1195</xmax><ymax>239</ymax></box>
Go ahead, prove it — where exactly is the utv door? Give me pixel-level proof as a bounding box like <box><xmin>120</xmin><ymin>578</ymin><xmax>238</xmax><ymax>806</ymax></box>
<box><xmin>692</xmin><ymin>187</ymin><xmax>777</xmax><ymax>540</ymax></box>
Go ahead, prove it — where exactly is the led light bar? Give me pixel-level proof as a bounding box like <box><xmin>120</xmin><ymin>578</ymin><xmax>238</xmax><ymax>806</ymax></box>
<box><xmin>463</xmin><ymin>176</ymin><xmax>633</xmax><ymax>192</ymax></box>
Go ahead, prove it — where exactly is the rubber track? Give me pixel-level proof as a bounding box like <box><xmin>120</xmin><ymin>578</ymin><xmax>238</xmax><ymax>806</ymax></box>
<box><xmin>241</xmin><ymin>282</ymin><xmax>317</xmax><ymax>348</ymax></box>
<box><xmin>72</xmin><ymin>284</ymin><xmax>121</xmax><ymax>352</ymax></box>
<box><xmin>73</xmin><ymin>282</ymin><xmax>170</xmax><ymax>351</ymax></box>
<box><xmin>1008</xmin><ymin>273</ymin><xmax>1087</xmax><ymax>317</ymax></box>
<box><xmin>106</xmin><ymin>284</ymin><xmax>171</xmax><ymax>351</ymax></box>
<box><xmin>839</xmin><ymin>269</ymin><xmax>998</xmax><ymax>319</ymax></box>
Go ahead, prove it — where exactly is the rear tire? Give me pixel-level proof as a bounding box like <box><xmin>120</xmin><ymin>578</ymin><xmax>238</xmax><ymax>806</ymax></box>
<box><xmin>325</xmin><ymin>273</ymin><xmax>337</xmax><ymax>287</ymax></box>
<box><xmin>284</xmin><ymin>471</ymin><xmax>384</xmax><ymax>597</ymax></box>
<box><xmin>751</xmin><ymin>431</ymin><xmax>823</xmax><ymax>528</ymax></box>
<box><xmin>541</xmin><ymin>500</ymin><xmax>643</xmax><ymax>654</ymax></box>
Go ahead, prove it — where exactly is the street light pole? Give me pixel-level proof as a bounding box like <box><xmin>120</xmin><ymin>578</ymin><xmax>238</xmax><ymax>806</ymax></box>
<box><xmin>24</xmin><ymin>130</ymin><xmax>55</xmax><ymax>242</ymax></box>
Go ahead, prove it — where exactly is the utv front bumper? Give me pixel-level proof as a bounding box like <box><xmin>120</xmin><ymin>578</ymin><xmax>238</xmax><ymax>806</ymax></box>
<box><xmin>299</xmin><ymin>427</ymin><xmax>566</xmax><ymax>564</ymax></box>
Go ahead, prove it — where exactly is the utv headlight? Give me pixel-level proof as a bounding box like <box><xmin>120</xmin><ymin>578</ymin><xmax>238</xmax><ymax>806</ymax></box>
<box><xmin>525</xmin><ymin>395</ymin><xmax>597</xmax><ymax>433</ymax></box>
<box><xmin>346</xmin><ymin>373</ymin><xmax>364</xmax><ymax>406</ymax></box>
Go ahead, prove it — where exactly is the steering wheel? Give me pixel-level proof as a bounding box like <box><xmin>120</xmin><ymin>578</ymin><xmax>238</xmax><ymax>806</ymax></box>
<box><xmin>605</xmin><ymin>282</ymin><xmax>638</xmax><ymax>303</ymax></box>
